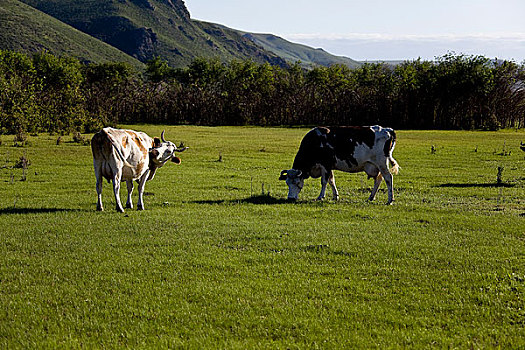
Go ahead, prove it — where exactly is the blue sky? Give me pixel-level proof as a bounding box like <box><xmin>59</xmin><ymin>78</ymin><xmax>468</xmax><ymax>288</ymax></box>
<box><xmin>185</xmin><ymin>0</ymin><xmax>525</xmax><ymax>61</ymax></box>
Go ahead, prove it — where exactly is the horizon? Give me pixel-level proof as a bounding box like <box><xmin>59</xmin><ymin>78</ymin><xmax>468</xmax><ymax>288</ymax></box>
<box><xmin>186</xmin><ymin>0</ymin><xmax>525</xmax><ymax>63</ymax></box>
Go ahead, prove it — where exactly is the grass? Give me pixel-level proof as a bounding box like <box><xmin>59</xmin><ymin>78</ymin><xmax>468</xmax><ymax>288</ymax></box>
<box><xmin>0</xmin><ymin>126</ymin><xmax>524</xmax><ymax>348</ymax></box>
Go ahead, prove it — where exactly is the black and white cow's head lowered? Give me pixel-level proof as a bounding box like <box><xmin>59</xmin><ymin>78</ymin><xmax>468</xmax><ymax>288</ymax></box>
<box><xmin>279</xmin><ymin>169</ymin><xmax>303</xmax><ymax>201</ymax></box>
<box><xmin>279</xmin><ymin>126</ymin><xmax>399</xmax><ymax>204</ymax></box>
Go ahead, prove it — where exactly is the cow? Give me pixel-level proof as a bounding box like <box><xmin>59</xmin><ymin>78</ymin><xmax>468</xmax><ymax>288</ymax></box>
<box><xmin>91</xmin><ymin>127</ymin><xmax>188</xmax><ymax>212</ymax></box>
<box><xmin>279</xmin><ymin>125</ymin><xmax>399</xmax><ymax>204</ymax></box>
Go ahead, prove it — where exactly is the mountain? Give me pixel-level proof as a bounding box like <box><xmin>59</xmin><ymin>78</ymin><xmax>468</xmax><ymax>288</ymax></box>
<box><xmin>242</xmin><ymin>32</ymin><xmax>361</xmax><ymax>69</ymax></box>
<box><xmin>17</xmin><ymin>0</ymin><xmax>286</xmax><ymax>67</ymax></box>
<box><xmin>0</xmin><ymin>0</ymin><xmax>144</xmax><ymax>69</ymax></box>
<box><xmin>5</xmin><ymin>0</ymin><xmax>361</xmax><ymax>69</ymax></box>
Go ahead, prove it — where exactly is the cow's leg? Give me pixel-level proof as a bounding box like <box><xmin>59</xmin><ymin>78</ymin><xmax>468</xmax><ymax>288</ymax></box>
<box><xmin>125</xmin><ymin>180</ymin><xmax>134</xmax><ymax>209</ymax></box>
<box><xmin>378</xmin><ymin>164</ymin><xmax>394</xmax><ymax>205</ymax></box>
<box><xmin>94</xmin><ymin>163</ymin><xmax>104</xmax><ymax>211</ymax></box>
<box><xmin>316</xmin><ymin>169</ymin><xmax>330</xmax><ymax>201</ymax></box>
<box><xmin>328</xmin><ymin>171</ymin><xmax>339</xmax><ymax>200</ymax></box>
<box><xmin>136</xmin><ymin>171</ymin><xmax>149</xmax><ymax>210</ymax></box>
<box><xmin>112</xmin><ymin>169</ymin><xmax>125</xmax><ymax>213</ymax></box>
<box><xmin>368</xmin><ymin>173</ymin><xmax>383</xmax><ymax>201</ymax></box>
<box><xmin>96</xmin><ymin>178</ymin><xmax>104</xmax><ymax>211</ymax></box>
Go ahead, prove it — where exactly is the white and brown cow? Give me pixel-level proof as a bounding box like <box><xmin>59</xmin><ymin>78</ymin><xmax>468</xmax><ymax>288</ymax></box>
<box><xmin>280</xmin><ymin>125</ymin><xmax>399</xmax><ymax>204</ymax></box>
<box><xmin>91</xmin><ymin>127</ymin><xmax>187</xmax><ymax>212</ymax></box>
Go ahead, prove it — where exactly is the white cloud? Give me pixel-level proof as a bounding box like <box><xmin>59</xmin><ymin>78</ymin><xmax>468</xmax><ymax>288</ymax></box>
<box><xmin>285</xmin><ymin>33</ymin><xmax>525</xmax><ymax>42</ymax></box>
<box><xmin>282</xmin><ymin>33</ymin><xmax>525</xmax><ymax>61</ymax></box>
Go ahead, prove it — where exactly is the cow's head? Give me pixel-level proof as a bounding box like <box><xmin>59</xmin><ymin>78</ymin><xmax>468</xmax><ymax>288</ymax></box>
<box><xmin>149</xmin><ymin>130</ymin><xmax>188</xmax><ymax>167</ymax></box>
<box><xmin>279</xmin><ymin>169</ymin><xmax>304</xmax><ymax>201</ymax></box>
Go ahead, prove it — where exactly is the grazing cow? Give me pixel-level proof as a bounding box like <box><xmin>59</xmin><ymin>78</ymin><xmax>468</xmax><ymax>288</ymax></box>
<box><xmin>91</xmin><ymin>127</ymin><xmax>187</xmax><ymax>212</ymax></box>
<box><xmin>279</xmin><ymin>125</ymin><xmax>399</xmax><ymax>204</ymax></box>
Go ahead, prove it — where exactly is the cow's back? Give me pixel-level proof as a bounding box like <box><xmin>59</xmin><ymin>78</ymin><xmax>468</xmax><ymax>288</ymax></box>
<box><xmin>292</xmin><ymin>127</ymin><xmax>331</xmax><ymax>171</ymax></box>
<box><xmin>292</xmin><ymin>126</ymin><xmax>395</xmax><ymax>175</ymax></box>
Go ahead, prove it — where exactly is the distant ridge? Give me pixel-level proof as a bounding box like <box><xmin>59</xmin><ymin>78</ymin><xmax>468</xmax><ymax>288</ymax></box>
<box><xmin>242</xmin><ymin>32</ymin><xmax>361</xmax><ymax>69</ymax></box>
<box><xmin>0</xmin><ymin>0</ymin><xmax>144</xmax><ymax>69</ymax></box>
<box><xmin>2</xmin><ymin>0</ymin><xmax>361</xmax><ymax>69</ymax></box>
<box><xmin>17</xmin><ymin>0</ymin><xmax>287</xmax><ymax>67</ymax></box>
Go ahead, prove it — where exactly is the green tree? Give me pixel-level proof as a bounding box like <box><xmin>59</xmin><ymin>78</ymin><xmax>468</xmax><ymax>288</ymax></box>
<box><xmin>83</xmin><ymin>62</ymin><xmax>135</xmax><ymax>129</ymax></box>
<box><xmin>0</xmin><ymin>50</ymin><xmax>39</xmax><ymax>134</ymax></box>
<box><xmin>146</xmin><ymin>56</ymin><xmax>176</xmax><ymax>83</ymax></box>
<box><xmin>32</xmin><ymin>52</ymin><xmax>87</xmax><ymax>133</ymax></box>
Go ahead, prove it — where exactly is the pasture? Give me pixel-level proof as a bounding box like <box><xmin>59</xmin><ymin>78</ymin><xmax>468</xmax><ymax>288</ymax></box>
<box><xmin>0</xmin><ymin>126</ymin><xmax>524</xmax><ymax>348</ymax></box>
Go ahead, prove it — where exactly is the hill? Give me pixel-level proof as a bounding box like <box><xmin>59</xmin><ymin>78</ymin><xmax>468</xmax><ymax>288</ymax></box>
<box><xmin>0</xmin><ymin>0</ymin><xmax>144</xmax><ymax>69</ymax></box>
<box><xmin>17</xmin><ymin>0</ymin><xmax>287</xmax><ymax>68</ymax></box>
<box><xmin>4</xmin><ymin>0</ymin><xmax>362</xmax><ymax>69</ymax></box>
<box><xmin>242</xmin><ymin>32</ymin><xmax>361</xmax><ymax>69</ymax></box>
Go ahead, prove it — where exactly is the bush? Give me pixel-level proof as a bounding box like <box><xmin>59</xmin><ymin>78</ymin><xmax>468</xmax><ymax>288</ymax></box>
<box><xmin>0</xmin><ymin>50</ymin><xmax>523</xmax><ymax>133</ymax></box>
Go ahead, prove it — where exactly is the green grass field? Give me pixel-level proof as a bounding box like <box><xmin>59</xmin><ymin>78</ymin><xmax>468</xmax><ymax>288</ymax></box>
<box><xmin>0</xmin><ymin>126</ymin><xmax>524</xmax><ymax>348</ymax></box>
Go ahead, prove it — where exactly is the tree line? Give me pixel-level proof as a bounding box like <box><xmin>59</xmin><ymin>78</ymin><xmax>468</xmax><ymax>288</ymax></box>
<box><xmin>1</xmin><ymin>49</ymin><xmax>524</xmax><ymax>135</ymax></box>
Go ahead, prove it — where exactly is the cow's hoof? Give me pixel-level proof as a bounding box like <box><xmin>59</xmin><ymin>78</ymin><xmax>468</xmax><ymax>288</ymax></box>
<box><xmin>386</xmin><ymin>200</ymin><xmax>394</xmax><ymax>205</ymax></box>
<box><xmin>96</xmin><ymin>206</ymin><xmax>104</xmax><ymax>211</ymax></box>
<box><xmin>137</xmin><ymin>206</ymin><xmax>144</xmax><ymax>211</ymax></box>
<box><xmin>116</xmin><ymin>207</ymin><xmax>125</xmax><ymax>213</ymax></box>
<box><xmin>125</xmin><ymin>203</ymin><xmax>133</xmax><ymax>209</ymax></box>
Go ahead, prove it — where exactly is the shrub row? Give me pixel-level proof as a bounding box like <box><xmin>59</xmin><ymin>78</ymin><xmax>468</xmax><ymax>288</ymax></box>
<box><xmin>1</xmin><ymin>50</ymin><xmax>524</xmax><ymax>134</ymax></box>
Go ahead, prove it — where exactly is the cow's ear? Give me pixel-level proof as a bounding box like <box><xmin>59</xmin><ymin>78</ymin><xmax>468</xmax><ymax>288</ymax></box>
<box><xmin>153</xmin><ymin>137</ymin><xmax>161</xmax><ymax>147</ymax></box>
<box><xmin>150</xmin><ymin>149</ymin><xmax>160</xmax><ymax>159</ymax></box>
<box><xmin>171</xmin><ymin>156</ymin><xmax>181</xmax><ymax>164</ymax></box>
<box><xmin>279</xmin><ymin>170</ymin><xmax>288</xmax><ymax>180</ymax></box>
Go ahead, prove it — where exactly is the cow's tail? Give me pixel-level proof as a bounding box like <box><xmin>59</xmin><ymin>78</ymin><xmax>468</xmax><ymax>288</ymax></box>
<box><xmin>103</xmin><ymin>130</ymin><xmax>135</xmax><ymax>169</ymax></box>
<box><xmin>385</xmin><ymin>128</ymin><xmax>399</xmax><ymax>175</ymax></box>
<box><xmin>389</xmin><ymin>155</ymin><xmax>400</xmax><ymax>175</ymax></box>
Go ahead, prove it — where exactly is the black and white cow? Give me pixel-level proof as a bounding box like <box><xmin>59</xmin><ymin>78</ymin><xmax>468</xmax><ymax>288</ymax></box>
<box><xmin>279</xmin><ymin>125</ymin><xmax>399</xmax><ymax>204</ymax></box>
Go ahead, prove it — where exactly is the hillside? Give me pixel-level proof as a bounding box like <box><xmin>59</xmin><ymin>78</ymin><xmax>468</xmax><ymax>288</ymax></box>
<box><xmin>17</xmin><ymin>0</ymin><xmax>286</xmax><ymax>67</ymax></box>
<box><xmin>0</xmin><ymin>0</ymin><xmax>144</xmax><ymax>69</ymax></box>
<box><xmin>243</xmin><ymin>33</ymin><xmax>361</xmax><ymax>69</ymax></box>
<box><xmin>5</xmin><ymin>0</ymin><xmax>361</xmax><ymax>69</ymax></box>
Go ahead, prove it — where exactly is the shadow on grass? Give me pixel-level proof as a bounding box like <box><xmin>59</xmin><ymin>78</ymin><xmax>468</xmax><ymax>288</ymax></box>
<box><xmin>191</xmin><ymin>195</ymin><xmax>292</xmax><ymax>205</ymax></box>
<box><xmin>0</xmin><ymin>208</ymin><xmax>82</xmax><ymax>215</ymax></box>
<box><xmin>437</xmin><ymin>182</ymin><xmax>516</xmax><ymax>188</ymax></box>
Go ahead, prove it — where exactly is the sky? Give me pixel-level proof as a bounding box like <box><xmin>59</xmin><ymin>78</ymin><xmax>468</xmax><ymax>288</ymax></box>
<box><xmin>185</xmin><ymin>0</ymin><xmax>525</xmax><ymax>62</ymax></box>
